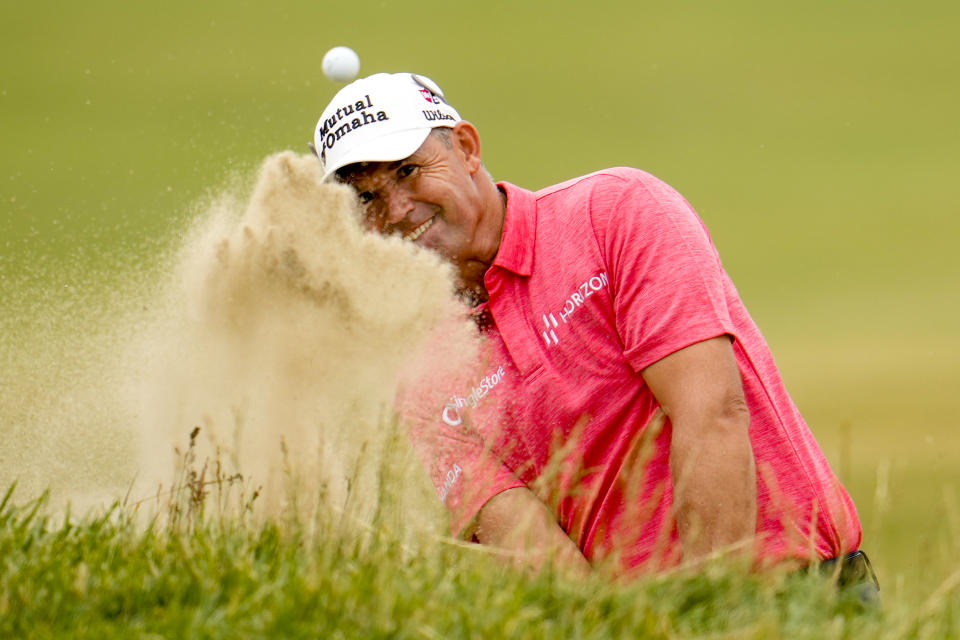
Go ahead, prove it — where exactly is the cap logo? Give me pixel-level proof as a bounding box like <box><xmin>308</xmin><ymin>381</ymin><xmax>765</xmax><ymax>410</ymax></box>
<box><xmin>317</xmin><ymin>94</ymin><xmax>390</xmax><ymax>160</ymax></box>
<box><xmin>423</xmin><ymin>109</ymin><xmax>456</xmax><ymax>123</ymax></box>
<box><xmin>418</xmin><ymin>88</ymin><xmax>441</xmax><ymax>105</ymax></box>
<box><xmin>315</xmin><ymin>73</ymin><xmax>461</xmax><ymax>179</ymax></box>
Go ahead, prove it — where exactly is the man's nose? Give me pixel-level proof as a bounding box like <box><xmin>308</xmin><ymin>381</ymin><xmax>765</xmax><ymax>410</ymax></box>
<box><xmin>382</xmin><ymin>185</ymin><xmax>414</xmax><ymax>227</ymax></box>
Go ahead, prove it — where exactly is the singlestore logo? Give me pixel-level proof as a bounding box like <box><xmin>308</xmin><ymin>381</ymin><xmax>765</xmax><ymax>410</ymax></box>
<box><xmin>440</xmin><ymin>365</ymin><xmax>506</xmax><ymax>427</ymax></box>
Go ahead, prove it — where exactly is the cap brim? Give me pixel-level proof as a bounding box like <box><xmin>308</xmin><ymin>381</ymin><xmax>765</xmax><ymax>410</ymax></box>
<box><xmin>322</xmin><ymin>127</ymin><xmax>432</xmax><ymax>182</ymax></box>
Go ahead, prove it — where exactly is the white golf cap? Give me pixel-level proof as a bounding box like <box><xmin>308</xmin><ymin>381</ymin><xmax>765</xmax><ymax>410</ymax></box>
<box><xmin>314</xmin><ymin>72</ymin><xmax>461</xmax><ymax>181</ymax></box>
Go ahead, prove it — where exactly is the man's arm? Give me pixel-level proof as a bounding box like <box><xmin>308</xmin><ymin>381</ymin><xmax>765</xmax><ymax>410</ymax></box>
<box><xmin>641</xmin><ymin>335</ymin><xmax>757</xmax><ymax>562</ymax></box>
<box><xmin>474</xmin><ymin>487</ymin><xmax>592</xmax><ymax>576</ymax></box>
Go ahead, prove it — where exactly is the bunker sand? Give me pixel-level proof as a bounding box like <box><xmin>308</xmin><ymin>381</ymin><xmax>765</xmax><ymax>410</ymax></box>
<box><xmin>2</xmin><ymin>152</ymin><xmax>477</xmax><ymax>533</ymax></box>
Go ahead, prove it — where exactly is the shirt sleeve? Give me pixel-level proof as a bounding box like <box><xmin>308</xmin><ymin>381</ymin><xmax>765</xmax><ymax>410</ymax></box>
<box><xmin>403</xmin><ymin>411</ymin><xmax>525</xmax><ymax>538</ymax></box>
<box><xmin>395</xmin><ymin>337</ymin><xmax>526</xmax><ymax>538</ymax></box>
<box><xmin>591</xmin><ymin>170</ymin><xmax>738</xmax><ymax>372</ymax></box>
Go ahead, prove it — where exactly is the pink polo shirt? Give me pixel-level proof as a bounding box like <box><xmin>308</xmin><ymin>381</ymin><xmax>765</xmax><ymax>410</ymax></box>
<box><xmin>403</xmin><ymin>168</ymin><xmax>861</xmax><ymax>573</ymax></box>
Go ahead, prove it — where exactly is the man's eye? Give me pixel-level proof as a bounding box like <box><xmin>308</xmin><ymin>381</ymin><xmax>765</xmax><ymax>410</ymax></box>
<box><xmin>357</xmin><ymin>191</ymin><xmax>375</xmax><ymax>204</ymax></box>
<box><xmin>397</xmin><ymin>164</ymin><xmax>417</xmax><ymax>179</ymax></box>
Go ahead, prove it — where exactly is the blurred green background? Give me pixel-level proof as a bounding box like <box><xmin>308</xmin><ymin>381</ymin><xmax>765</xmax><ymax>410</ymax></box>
<box><xmin>2</xmin><ymin>0</ymin><xmax>958</xmax><ymax>605</ymax></box>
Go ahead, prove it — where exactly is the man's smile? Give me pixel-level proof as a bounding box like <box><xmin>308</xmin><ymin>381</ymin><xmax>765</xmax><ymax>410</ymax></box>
<box><xmin>403</xmin><ymin>215</ymin><xmax>437</xmax><ymax>242</ymax></box>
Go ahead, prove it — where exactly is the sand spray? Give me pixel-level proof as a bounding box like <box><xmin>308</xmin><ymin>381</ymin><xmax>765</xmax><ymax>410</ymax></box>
<box><xmin>1</xmin><ymin>151</ymin><xmax>479</xmax><ymax>535</ymax></box>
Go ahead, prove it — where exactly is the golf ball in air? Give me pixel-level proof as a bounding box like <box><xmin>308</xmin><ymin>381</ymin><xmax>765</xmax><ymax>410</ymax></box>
<box><xmin>322</xmin><ymin>46</ymin><xmax>360</xmax><ymax>82</ymax></box>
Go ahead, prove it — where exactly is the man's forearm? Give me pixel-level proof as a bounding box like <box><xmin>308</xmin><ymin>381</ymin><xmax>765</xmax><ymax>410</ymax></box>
<box><xmin>474</xmin><ymin>487</ymin><xmax>592</xmax><ymax>576</ymax></box>
<box><xmin>670</xmin><ymin>413</ymin><xmax>757</xmax><ymax>561</ymax></box>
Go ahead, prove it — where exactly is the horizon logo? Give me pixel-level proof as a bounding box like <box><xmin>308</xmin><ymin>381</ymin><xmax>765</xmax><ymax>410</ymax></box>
<box><xmin>538</xmin><ymin>272</ymin><xmax>609</xmax><ymax>347</ymax></box>
<box><xmin>542</xmin><ymin>314</ymin><xmax>559</xmax><ymax>346</ymax></box>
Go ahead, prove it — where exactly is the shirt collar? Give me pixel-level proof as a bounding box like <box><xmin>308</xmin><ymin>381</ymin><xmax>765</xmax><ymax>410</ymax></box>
<box><xmin>491</xmin><ymin>181</ymin><xmax>536</xmax><ymax>276</ymax></box>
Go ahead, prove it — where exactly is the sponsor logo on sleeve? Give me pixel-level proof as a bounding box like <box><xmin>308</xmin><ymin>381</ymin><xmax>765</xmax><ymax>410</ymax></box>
<box><xmin>440</xmin><ymin>364</ymin><xmax>506</xmax><ymax>427</ymax></box>
<box><xmin>438</xmin><ymin>463</ymin><xmax>463</xmax><ymax>503</ymax></box>
<box><xmin>435</xmin><ymin>364</ymin><xmax>505</xmax><ymax>505</ymax></box>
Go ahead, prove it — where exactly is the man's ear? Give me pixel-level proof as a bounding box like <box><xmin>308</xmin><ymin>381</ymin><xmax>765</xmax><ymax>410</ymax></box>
<box><xmin>451</xmin><ymin>121</ymin><xmax>483</xmax><ymax>174</ymax></box>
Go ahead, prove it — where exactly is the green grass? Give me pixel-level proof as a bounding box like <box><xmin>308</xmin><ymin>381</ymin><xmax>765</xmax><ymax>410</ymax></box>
<box><xmin>5</xmin><ymin>483</ymin><xmax>957</xmax><ymax>639</ymax></box>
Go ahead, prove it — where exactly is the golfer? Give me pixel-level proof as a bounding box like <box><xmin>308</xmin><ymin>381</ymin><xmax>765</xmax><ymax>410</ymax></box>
<box><xmin>313</xmin><ymin>72</ymin><xmax>874</xmax><ymax>587</ymax></box>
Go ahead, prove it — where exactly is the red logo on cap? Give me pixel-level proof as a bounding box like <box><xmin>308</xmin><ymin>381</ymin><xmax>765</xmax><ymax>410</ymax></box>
<box><xmin>419</xmin><ymin>88</ymin><xmax>440</xmax><ymax>104</ymax></box>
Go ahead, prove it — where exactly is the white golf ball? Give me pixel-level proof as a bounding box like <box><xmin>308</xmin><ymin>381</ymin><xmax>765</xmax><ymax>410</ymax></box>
<box><xmin>322</xmin><ymin>46</ymin><xmax>360</xmax><ymax>83</ymax></box>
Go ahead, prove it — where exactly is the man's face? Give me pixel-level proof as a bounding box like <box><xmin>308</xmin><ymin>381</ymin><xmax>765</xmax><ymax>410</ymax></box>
<box><xmin>337</xmin><ymin>124</ymin><xmax>498</xmax><ymax>283</ymax></box>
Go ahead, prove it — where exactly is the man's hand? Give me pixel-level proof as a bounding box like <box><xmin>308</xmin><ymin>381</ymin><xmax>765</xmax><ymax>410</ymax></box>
<box><xmin>641</xmin><ymin>335</ymin><xmax>757</xmax><ymax>562</ymax></box>
<box><xmin>474</xmin><ymin>487</ymin><xmax>592</xmax><ymax>577</ymax></box>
